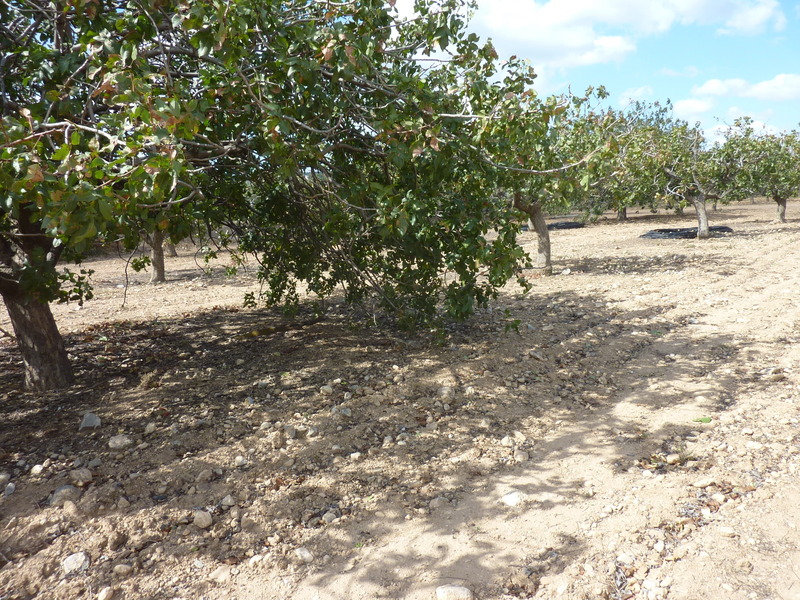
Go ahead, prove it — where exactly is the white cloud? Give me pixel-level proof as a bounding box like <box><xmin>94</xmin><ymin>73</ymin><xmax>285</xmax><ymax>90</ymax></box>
<box><xmin>619</xmin><ymin>85</ymin><xmax>654</xmax><ymax>106</ymax></box>
<box><xmin>693</xmin><ymin>74</ymin><xmax>800</xmax><ymax>101</ymax></box>
<box><xmin>471</xmin><ymin>0</ymin><xmax>786</xmax><ymax>68</ymax></box>
<box><xmin>718</xmin><ymin>0</ymin><xmax>787</xmax><ymax>34</ymax></box>
<box><xmin>673</xmin><ymin>98</ymin><xmax>715</xmax><ymax>121</ymax></box>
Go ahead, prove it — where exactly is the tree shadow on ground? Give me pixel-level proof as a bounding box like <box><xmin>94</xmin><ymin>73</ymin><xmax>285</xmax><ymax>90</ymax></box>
<box><xmin>0</xmin><ymin>281</ymin><xmax>757</xmax><ymax>598</ymax></box>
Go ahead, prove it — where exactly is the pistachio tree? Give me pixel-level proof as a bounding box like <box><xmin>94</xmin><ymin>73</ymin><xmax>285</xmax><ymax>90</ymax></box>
<box><xmin>726</xmin><ymin>120</ymin><xmax>800</xmax><ymax>222</ymax></box>
<box><xmin>1</xmin><ymin>0</ymin><xmax>566</xmax><ymax>390</ymax></box>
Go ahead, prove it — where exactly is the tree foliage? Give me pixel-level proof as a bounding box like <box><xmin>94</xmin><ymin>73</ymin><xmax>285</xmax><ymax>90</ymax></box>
<box><xmin>1</xmin><ymin>0</ymin><xmax>570</xmax><ymax>389</ymax></box>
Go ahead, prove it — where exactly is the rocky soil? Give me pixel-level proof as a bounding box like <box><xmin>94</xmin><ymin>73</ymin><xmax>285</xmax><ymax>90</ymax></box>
<box><xmin>1</xmin><ymin>200</ymin><xmax>799</xmax><ymax>600</ymax></box>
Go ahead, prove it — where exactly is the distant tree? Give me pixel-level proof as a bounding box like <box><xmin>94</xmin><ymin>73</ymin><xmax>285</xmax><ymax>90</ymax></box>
<box><xmin>725</xmin><ymin>120</ymin><xmax>800</xmax><ymax>222</ymax></box>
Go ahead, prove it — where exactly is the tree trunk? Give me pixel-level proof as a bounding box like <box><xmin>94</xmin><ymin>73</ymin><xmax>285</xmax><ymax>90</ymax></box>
<box><xmin>2</xmin><ymin>291</ymin><xmax>74</xmax><ymax>391</ymax></box>
<box><xmin>165</xmin><ymin>241</ymin><xmax>178</xmax><ymax>257</ymax></box>
<box><xmin>148</xmin><ymin>230</ymin><xmax>166</xmax><ymax>283</ymax></box>
<box><xmin>692</xmin><ymin>194</ymin><xmax>710</xmax><ymax>239</ymax></box>
<box><xmin>774</xmin><ymin>196</ymin><xmax>787</xmax><ymax>223</ymax></box>
<box><xmin>514</xmin><ymin>193</ymin><xmax>552</xmax><ymax>275</ymax></box>
<box><xmin>617</xmin><ymin>206</ymin><xmax>627</xmax><ymax>221</ymax></box>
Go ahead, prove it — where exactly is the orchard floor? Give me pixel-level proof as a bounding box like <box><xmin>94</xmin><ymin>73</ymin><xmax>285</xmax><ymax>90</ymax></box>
<box><xmin>1</xmin><ymin>200</ymin><xmax>800</xmax><ymax>600</ymax></box>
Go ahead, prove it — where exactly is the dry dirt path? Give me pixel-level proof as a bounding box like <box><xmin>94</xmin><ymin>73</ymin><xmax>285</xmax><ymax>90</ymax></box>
<box><xmin>234</xmin><ymin>205</ymin><xmax>800</xmax><ymax>600</ymax></box>
<box><xmin>1</xmin><ymin>202</ymin><xmax>799</xmax><ymax>600</ymax></box>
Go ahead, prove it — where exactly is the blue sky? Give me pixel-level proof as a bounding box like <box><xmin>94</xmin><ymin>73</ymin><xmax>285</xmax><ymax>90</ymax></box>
<box><xmin>407</xmin><ymin>0</ymin><xmax>800</xmax><ymax>138</ymax></box>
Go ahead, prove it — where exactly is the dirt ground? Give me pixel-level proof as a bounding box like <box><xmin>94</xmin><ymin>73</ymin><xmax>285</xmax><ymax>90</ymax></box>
<box><xmin>1</xmin><ymin>200</ymin><xmax>799</xmax><ymax>600</ymax></box>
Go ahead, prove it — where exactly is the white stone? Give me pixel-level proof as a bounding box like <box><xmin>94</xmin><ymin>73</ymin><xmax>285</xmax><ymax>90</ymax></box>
<box><xmin>294</xmin><ymin>547</ymin><xmax>314</xmax><ymax>564</ymax></box>
<box><xmin>234</xmin><ymin>455</ymin><xmax>247</xmax><ymax>468</ymax></box>
<box><xmin>62</xmin><ymin>551</ymin><xmax>90</xmax><ymax>574</ymax></box>
<box><xmin>719</xmin><ymin>526</ymin><xmax>737</xmax><ymax>537</ymax></box>
<box><xmin>108</xmin><ymin>435</ymin><xmax>133</xmax><ymax>450</ymax></box>
<box><xmin>97</xmin><ymin>587</ymin><xmax>115</xmax><ymax>600</ymax></box>
<box><xmin>144</xmin><ymin>422</ymin><xmax>157</xmax><ymax>435</ymax></box>
<box><xmin>320</xmin><ymin>385</ymin><xmax>334</xmax><ymax>395</ymax></box>
<box><xmin>500</xmin><ymin>491</ymin><xmax>525</xmax><ymax>507</ymax></box>
<box><xmin>513</xmin><ymin>449</ymin><xmax>529</xmax><ymax>462</ymax></box>
<box><xmin>209</xmin><ymin>565</ymin><xmax>231</xmax><ymax>583</ymax></box>
<box><xmin>435</xmin><ymin>584</ymin><xmax>474</xmax><ymax>600</ymax></box>
<box><xmin>693</xmin><ymin>478</ymin><xmax>715</xmax><ymax>488</ymax></box>
<box><xmin>30</xmin><ymin>464</ymin><xmax>45</xmax><ymax>476</ymax></box>
<box><xmin>221</xmin><ymin>495</ymin><xmax>236</xmax><ymax>507</ymax></box>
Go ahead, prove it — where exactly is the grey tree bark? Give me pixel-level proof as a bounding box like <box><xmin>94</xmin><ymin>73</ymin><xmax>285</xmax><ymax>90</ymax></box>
<box><xmin>147</xmin><ymin>230</ymin><xmax>166</xmax><ymax>283</ymax></box>
<box><xmin>774</xmin><ymin>196</ymin><xmax>788</xmax><ymax>223</ymax></box>
<box><xmin>692</xmin><ymin>194</ymin><xmax>710</xmax><ymax>239</ymax></box>
<box><xmin>514</xmin><ymin>192</ymin><xmax>552</xmax><ymax>275</ymax></box>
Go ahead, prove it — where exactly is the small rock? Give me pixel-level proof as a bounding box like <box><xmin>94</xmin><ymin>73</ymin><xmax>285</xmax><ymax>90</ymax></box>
<box><xmin>436</xmin><ymin>584</ymin><xmax>474</xmax><ymax>600</ymax></box>
<box><xmin>0</xmin><ymin>473</ymin><xmax>9</xmax><ymax>487</ymax></box>
<box><xmin>112</xmin><ymin>564</ymin><xmax>132</xmax><ymax>577</ymax></box>
<box><xmin>248</xmin><ymin>555</ymin><xmax>264</xmax><ymax>566</ymax></box>
<box><xmin>69</xmin><ymin>468</ymin><xmax>93</xmax><ymax>487</ymax></box>
<box><xmin>294</xmin><ymin>547</ymin><xmax>314</xmax><ymax>564</ymax></box>
<box><xmin>513</xmin><ymin>449</ymin><xmax>529</xmax><ymax>462</ymax></box>
<box><xmin>429</xmin><ymin>496</ymin><xmax>449</xmax><ymax>510</ymax></box>
<box><xmin>322</xmin><ymin>510</ymin><xmax>338</xmax><ymax>524</ymax></box>
<box><xmin>735</xmin><ymin>559</ymin><xmax>753</xmax><ymax>573</ymax></box>
<box><xmin>209</xmin><ymin>565</ymin><xmax>231</xmax><ymax>583</ymax></box>
<box><xmin>108</xmin><ymin>435</ymin><xmax>133</xmax><ymax>450</ymax></box>
<box><xmin>97</xmin><ymin>587</ymin><xmax>115</xmax><ymax>600</ymax></box>
<box><xmin>62</xmin><ymin>551</ymin><xmax>90</xmax><ymax>574</ymax></box>
<box><xmin>50</xmin><ymin>485</ymin><xmax>81</xmax><ymax>506</ymax></box>
<box><xmin>80</xmin><ymin>413</ymin><xmax>102</xmax><ymax>430</ymax></box>
<box><xmin>4</xmin><ymin>482</ymin><xmax>15</xmax><ymax>496</ymax></box>
<box><xmin>62</xmin><ymin>500</ymin><xmax>80</xmax><ymax>517</ymax></box>
<box><xmin>711</xmin><ymin>493</ymin><xmax>727</xmax><ymax>504</ymax></box>
<box><xmin>30</xmin><ymin>464</ymin><xmax>45</xmax><ymax>476</ymax></box>
<box><xmin>616</xmin><ymin>552</ymin><xmax>634</xmax><ymax>565</ymax></box>
<box><xmin>719</xmin><ymin>526</ymin><xmax>737</xmax><ymax>537</ymax></box>
<box><xmin>234</xmin><ymin>455</ymin><xmax>248</xmax><ymax>468</ymax></box>
<box><xmin>438</xmin><ymin>386</ymin><xmax>455</xmax><ymax>399</ymax></box>
<box><xmin>220</xmin><ymin>495</ymin><xmax>236</xmax><ymax>507</ymax></box>
<box><xmin>107</xmin><ymin>531</ymin><xmax>128</xmax><ymax>551</ymax></box>
<box><xmin>500</xmin><ymin>435</ymin><xmax>515</xmax><ymax>448</ymax></box>
<box><xmin>194</xmin><ymin>510</ymin><xmax>213</xmax><ymax>529</ymax></box>
<box><xmin>87</xmin><ymin>458</ymin><xmax>103</xmax><ymax>469</ymax></box>
<box><xmin>144</xmin><ymin>422</ymin><xmax>157</xmax><ymax>435</ymax></box>
<box><xmin>746</xmin><ymin>441</ymin><xmax>764</xmax><ymax>451</ymax></box>
<box><xmin>693</xmin><ymin>478</ymin><xmax>715</xmax><ymax>489</ymax></box>
<box><xmin>320</xmin><ymin>385</ymin><xmax>334</xmax><ymax>396</ymax></box>
<box><xmin>196</xmin><ymin>468</ymin><xmax>214</xmax><ymax>483</ymax></box>
<box><xmin>500</xmin><ymin>491</ymin><xmax>525</xmax><ymax>507</ymax></box>
<box><xmin>666</xmin><ymin>453</ymin><xmax>681</xmax><ymax>465</ymax></box>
